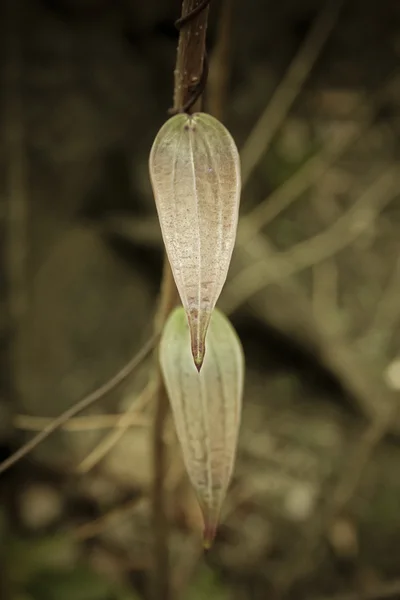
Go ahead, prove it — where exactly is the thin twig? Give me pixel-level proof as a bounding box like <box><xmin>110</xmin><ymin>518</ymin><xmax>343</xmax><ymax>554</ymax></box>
<box><xmin>14</xmin><ymin>412</ymin><xmax>151</xmax><ymax>432</ymax></box>
<box><xmin>239</xmin><ymin>120</ymin><xmax>366</xmax><ymax>240</ymax></box>
<box><xmin>224</xmin><ymin>167</ymin><xmax>399</xmax><ymax>314</ymax></box>
<box><xmin>76</xmin><ymin>382</ymin><xmax>155</xmax><ymax>473</ymax></box>
<box><xmin>240</xmin><ymin>0</ymin><xmax>345</xmax><ymax>187</ymax></box>
<box><xmin>233</xmin><ymin>223</ymin><xmax>400</xmax><ymax>437</ymax></box>
<box><xmin>0</xmin><ymin>334</ymin><xmax>157</xmax><ymax>475</ymax></box>
<box><xmin>173</xmin><ymin>0</ymin><xmax>210</xmax><ymax>113</ymax></box>
<box><xmin>240</xmin><ymin>76</ymin><xmax>397</xmax><ymax>239</ymax></box>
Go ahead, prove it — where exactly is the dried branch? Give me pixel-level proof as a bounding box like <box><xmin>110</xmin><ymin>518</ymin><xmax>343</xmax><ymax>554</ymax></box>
<box><xmin>240</xmin><ymin>118</ymin><xmax>366</xmax><ymax>239</ymax></box>
<box><xmin>228</xmin><ymin>195</ymin><xmax>400</xmax><ymax>440</ymax></box>
<box><xmin>239</xmin><ymin>76</ymin><xmax>396</xmax><ymax>238</ymax></box>
<box><xmin>151</xmin><ymin>3</ymin><xmax>211</xmax><ymax>596</ymax></box>
<box><xmin>173</xmin><ymin>0</ymin><xmax>210</xmax><ymax>113</ymax></box>
<box><xmin>224</xmin><ymin>167</ymin><xmax>399</xmax><ymax>314</ymax></box>
<box><xmin>77</xmin><ymin>382</ymin><xmax>155</xmax><ymax>472</ymax></box>
<box><xmin>14</xmin><ymin>412</ymin><xmax>151</xmax><ymax>432</ymax></box>
<box><xmin>0</xmin><ymin>333</ymin><xmax>158</xmax><ymax>475</ymax></box>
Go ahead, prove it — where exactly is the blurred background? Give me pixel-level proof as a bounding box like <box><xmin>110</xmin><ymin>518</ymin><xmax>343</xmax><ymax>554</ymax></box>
<box><xmin>1</xmin><ymin>0</ymin><xmax>400</xmax><ymax>598</ymax></box>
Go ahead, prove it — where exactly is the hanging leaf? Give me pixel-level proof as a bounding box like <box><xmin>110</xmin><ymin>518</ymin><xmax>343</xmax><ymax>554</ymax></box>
<box><xmin>149</xmin><ymin>113</ymin><xmax>241</xmax><ymax>370</ymax></box>
<box><xmin>159</xmin><ymin>307</ymin><xmax>244</xmax><ymax>548</ymax></box>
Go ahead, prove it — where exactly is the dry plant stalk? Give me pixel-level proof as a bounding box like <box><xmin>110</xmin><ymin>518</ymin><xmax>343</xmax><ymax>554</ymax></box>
<box><xmin>149</xmin><ymin>3</ymin><xmax>246</xmax><ymax>596</ymax></box>
<box><xmin>150</xmin><ymin>1</ymin><xmax>211</xmax><ymax>597</ymax></box>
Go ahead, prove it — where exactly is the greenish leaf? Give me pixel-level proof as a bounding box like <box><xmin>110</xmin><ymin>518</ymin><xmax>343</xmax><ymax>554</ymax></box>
<box><xmin>160</xmin><ymin>307</ymin><xmax>244</xmax><ymax>547</ymax></box>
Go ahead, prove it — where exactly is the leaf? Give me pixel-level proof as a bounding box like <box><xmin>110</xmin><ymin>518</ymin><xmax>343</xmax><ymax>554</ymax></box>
<box><xmin>149</xmin><ymin>113</ymin><xmax>241</xmax><ymax>370</ymax></box>
<box><xmin>159</xmin><ymin>307</ymin><xmax>244</xmax><ymax>547</ymax></box>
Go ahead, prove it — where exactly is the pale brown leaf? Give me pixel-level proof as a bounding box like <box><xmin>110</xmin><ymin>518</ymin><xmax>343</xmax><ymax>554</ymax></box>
<box><xmin>149</xmin><ymin>113</ymin><xmax>241</xmax><ymax>370</ymax></box>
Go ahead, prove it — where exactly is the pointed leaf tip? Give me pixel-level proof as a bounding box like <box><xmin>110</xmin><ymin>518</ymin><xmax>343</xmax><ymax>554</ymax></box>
<box><xmin>160</xmin><ymin>307</ymin><xmax>245</xmax><ymax>542</ymax></box>
<box><xmin>203</xmin><ymin>533</ymin><xmax>215</xmax><ymax>551</ymax></box>
<box><xmin>203</xmin><ymin>518</ymin><xmax>218</xmax><ymax>550</ymax></box>
<box><xmin>150</xmin><ymin>113</ymin><xmax>241</xmax><ymax>369</ymax></box>
<box><xmin>192</xmin><ymin>338</ymin><xmax>205</xmax><ymax>372</ymax></box>
<box><xmin>188</xmin><ymin>307</ymin><xmax>210</xmax><ymax>373</ymax></box>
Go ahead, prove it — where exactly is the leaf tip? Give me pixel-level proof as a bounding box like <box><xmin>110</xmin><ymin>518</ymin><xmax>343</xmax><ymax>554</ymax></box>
<box><xmin>189</xmin><ymin>321</ymin><xmax>206</xmax><ymax>371</ymax></box>
<box><xmin>192</xmin><ymin>345</ymin><xmax>205</xmax><ymax>372</ymax></box>
<box><xmin>202</xmin><ymin>504</ymin><xmax>221</xmax><ymax>550</ymax></box>
<box><xmin>189</xmin><ymin>309</ymin><xmax>211</xmax><ymax>372</ymax></box>
<box><xmin>202</xmin><ymin>521</ymin><xmax>217</xmax><ymax>550</ymax></box>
